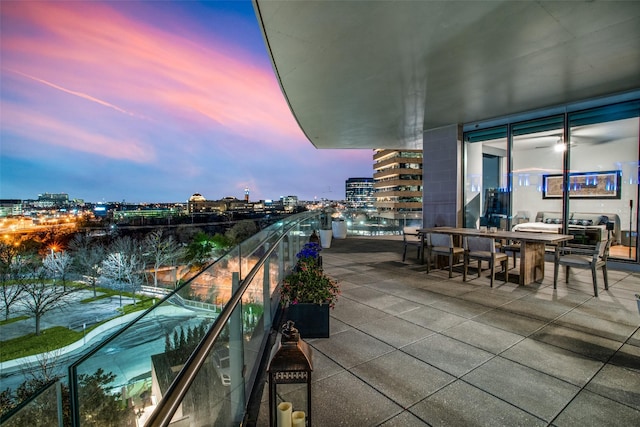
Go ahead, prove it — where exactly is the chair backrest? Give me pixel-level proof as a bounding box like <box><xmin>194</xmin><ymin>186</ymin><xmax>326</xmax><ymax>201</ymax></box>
<box><xmin>403</xmin><ymin>226</ymin><xmax>420</xmax><ymax>236</ymax></box>
<box><xmin>596</xmin><ymin>239</ymin><xmax>611</xmax><ymax>261</ymax></box>
<box><xmin>465</xmin><ymin>236</ymin><xmax>495</xmax><ymax>252</ymax></box>
<box><xmin>429</xmin><ymin>233</ymin><xmax>452</xmax><ymax>248</ymax></box>
<box><xmin>403</xmin><ymin>227</ymin><xmax>420</xmax><ymax>243</ymax></box>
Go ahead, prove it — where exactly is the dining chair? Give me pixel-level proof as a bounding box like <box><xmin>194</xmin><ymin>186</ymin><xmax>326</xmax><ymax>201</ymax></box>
<box><xmin>402</xmin><ymin>227</ymin><xmax>423</xmax><ymax>262</ymax></box>
<box><xmin>426</xmin><ymin>233</ymin><xmax>464</xmax><ymax>277</ymax></box>
<box><xmin>553</xmin><ymin>239</ymin><xmax>611</xmax><ymax>297</ymax></box>
<box><xmin>501</xmin><ymin>241</ymin><xmax>520</xmax><ymax>268</ymax></box>
<box><xmin>463</xmin><ymin>236</ymin><xmax>509</xmax><ymax>287</ymax></box>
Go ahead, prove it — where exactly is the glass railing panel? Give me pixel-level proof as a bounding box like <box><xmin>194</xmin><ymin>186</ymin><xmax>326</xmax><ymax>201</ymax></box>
<box><xmin>72</xmin><ymin>246</ymin><xmax>243</xmax><ymax>424</ymax></box>
<box><xmin>178</xmin><ymin>246</ymin><xmax>241</xmax><ymax>308</ymax></box>
<box><xmin>1</xmin><ymin>380</ymin><xmax>61</xmax><ymax>427</ymax></box>
<box><xmin>69</xmin><ymin>211</ymin><xmax>320</xmax><ymax>425</ymax></box>
<box><xmin>152</xmin><ymin>310</ymin><xmax>240</xmax><ymax>426</ymax></box>
<box><xmin>72</xmin><ymin>301</ymin><xmax>219</xmax><ymax>425</ymax></box>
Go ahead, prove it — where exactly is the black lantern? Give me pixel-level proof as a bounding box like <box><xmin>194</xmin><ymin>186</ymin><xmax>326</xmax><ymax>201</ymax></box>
<box><xmin>268</xmin><ymin>321</ymin><xmax>313</xmax><ymax>427</ymax></box>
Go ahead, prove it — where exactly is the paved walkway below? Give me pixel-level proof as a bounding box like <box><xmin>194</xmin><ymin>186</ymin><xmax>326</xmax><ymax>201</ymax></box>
<box><xmin>1</xmin><ymin>290</ymin><xmax>135</xmax><ymax>341</ymax></box>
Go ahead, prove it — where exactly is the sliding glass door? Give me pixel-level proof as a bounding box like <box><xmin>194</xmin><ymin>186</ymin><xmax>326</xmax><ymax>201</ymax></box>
<box><xmin>511</xmin><ymin>116</ymin><xmax>565</xmax><ymax>228</ymax></box>
<box><xmin>463</xmin><ymin>127</ymin><xmax>508</xmax><ymax>229</ymax></box>
<box><xmin>463</xmin><ymin>99</ymin><xmax>640</xmax><ymax>263</ymax></box>
<box><xmin>568</xmin><ymin>102</ymin><xmax>640</xmax><ymax>261</ymax></box>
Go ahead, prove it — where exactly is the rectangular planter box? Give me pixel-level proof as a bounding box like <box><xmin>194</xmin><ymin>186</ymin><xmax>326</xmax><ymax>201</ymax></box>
<box><xmin>286</xmin><ymin>303</ymin><xmax>330</xmax><ymax>338</ymax></box>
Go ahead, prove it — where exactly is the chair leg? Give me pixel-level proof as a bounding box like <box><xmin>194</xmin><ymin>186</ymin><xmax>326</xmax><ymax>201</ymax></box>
<box><xmin>477</xmin><ymin>260</ymin><xmax>482</xmax><ymax>277</ymax></box>
<box><xmin>489</xmin><ymin>258</ymin><xmax>495</xmax><ymax>287</ymax></box>
<box><xmin>591</xmin><ymin>265</ymin><xmax>599</xmax><ymax>297</ymax></box>
<box><xmin>504</xmin><ymin>259</ymin><xmax>509</xmax><ymax>283</ymax></box>
<box><xmin>463</xmin><ymin>253</ymin><xmax>468</xmax><ymax>281</ymax></box>
<box><xmin>553</xmin><ymin>261</ymin><xmax>559</xmax><ymax>289</ymax></box>
<box><xmin>425</xmin><ymin>249</ymin><xmax>431</xmax><ymax>273</ymax></box>
<box><xmin>402</xmin><ymin>245</ymin><xmax>407</xmax><ymax>262</ymax></box>
<box><xmin>448</xmin><ymin>253</ymin><xmax>453</xmax><ymax>278</ymax></box>
<box><xmin>602</xmin><ymin>265</ymin><xmax>609</xmax><ymax>290</ymax></box>
<box><xmin>565</xmin><ymin>266</ymin><xmax>570</xmax><ymax>284</ymax></box>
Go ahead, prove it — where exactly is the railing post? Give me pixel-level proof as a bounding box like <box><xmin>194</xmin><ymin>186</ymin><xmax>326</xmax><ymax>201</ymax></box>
<box><xmin>278</xmin><ymin>238</ymin><xmax>285</xmax><ymax>298</ymax></box>
<box><xmin>238</xmin><ymin>242</ymin><xmax>243</xmax><ymax>280</ymax></box>
<box><xmin>289</xmin><ymin>232</ymin><xmax>296</xmax><ymax>268</ymax></box>
<box><xmin>69</xmin><ymin>366</ymin><xmax>80</xmax><ymax>427</ymax></box>
<box><xmin>263</xmin><ymin>243</ymin><xmax>272</xmax><ymax>333</ymax></box>
<box><xmin>56</xmin><ymin>381</ymin><xmax>63</xmax><ymax>427</ymax></box>
<box><xmin>230</xmin><ymin>272</ymin><xmax>246</xmax><ymax>423</ymax></box>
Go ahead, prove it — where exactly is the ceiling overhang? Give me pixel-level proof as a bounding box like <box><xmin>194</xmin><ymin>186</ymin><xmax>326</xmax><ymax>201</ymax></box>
<box><xmin>253</xmin><ymin>0</ymin><xmax>640</xmax><ymax>149</ymax></box>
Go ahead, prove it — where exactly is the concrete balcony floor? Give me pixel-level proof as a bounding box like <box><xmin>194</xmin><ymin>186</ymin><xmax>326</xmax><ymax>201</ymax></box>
<box><xmin>255</xmin><ymin>236</ymin><xmax>640</xmax><ymax>426</ymax></box>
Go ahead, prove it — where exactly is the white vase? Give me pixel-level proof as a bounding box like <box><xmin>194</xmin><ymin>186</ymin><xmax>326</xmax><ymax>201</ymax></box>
<box><xmin>319</xmin><ymin>229</ymin><xmax>333</xmax><ymax>248</ymax></box>
<box><xmin>332</xmin><ymin>220</ymin><xmax>347</xmax><ymax>239</ymax></box>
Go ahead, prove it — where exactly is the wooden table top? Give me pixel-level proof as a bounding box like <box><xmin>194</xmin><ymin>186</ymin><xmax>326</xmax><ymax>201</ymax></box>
<box><xmin>418</xmin><ymin>227</ymin><xmax>574</xmax><ymax>244</ymax></box>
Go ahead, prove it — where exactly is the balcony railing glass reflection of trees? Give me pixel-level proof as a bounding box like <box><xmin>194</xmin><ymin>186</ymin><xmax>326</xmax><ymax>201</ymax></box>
<box><xmin>2</xmin><ymin>209</ymin><xmax>413</xmax><ymax>426</ymax></box>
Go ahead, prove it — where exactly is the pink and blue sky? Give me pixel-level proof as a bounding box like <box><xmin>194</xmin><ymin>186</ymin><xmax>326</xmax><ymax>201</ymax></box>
<box><xmin>0</xmin><ymin>1</ymin><xmax>372</xmax><ymax>203</ymax></box>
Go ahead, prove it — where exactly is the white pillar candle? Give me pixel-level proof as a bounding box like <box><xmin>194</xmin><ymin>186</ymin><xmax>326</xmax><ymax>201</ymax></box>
<box><xmin>292</xmin><ymin>410</ymin><xmax>306</xmax><ymax>426</ymax></box>
<box><xmin>277</xmin><ymin>402</ymin><xmax>292</xmax><ymax>427</ymax></box>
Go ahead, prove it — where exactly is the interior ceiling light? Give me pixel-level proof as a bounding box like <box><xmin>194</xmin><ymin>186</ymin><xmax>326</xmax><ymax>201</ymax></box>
<box><xmin>554</xmin><ymin>137</ymin><xmax>566</xmax><ymax>152</ymax></box>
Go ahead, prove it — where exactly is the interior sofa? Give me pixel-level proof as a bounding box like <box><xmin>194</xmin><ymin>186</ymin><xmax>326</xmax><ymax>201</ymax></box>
<box><xmin>512</xmin><ymin>211</ymin><xmax>620</xmax><ymax>245</ymax></box>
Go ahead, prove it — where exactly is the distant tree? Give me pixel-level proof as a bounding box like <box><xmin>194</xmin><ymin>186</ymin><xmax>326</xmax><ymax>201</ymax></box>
<box><xmin>143</xmin><ymin>229</ymin><xmax>184</xmax><ymax>287</ymax></box>
<box><xmin>174</xmin><ymin>224</ymin><xmax>200</xmax><ymax>245</ymax></box>
<box><xmin>0</xmin><ymin>241</ymin><xmax>27</xmax><ymax>320</ymax></box>
<box><xmin>3</xmin><ymin>349</ymin><xmax>68</xmax><ymax>420</ymax></box>
<box><xmin>68</xmin><ymin>234</ymin><xmax>105</xmax><ymax>297</ymax></box>
<box><xmin>77</xmin><ymin>368</ymin><xmax>135</xmax><ymax>426</ymax></box>
<box><xmin>210</xmin><ymin>233</ymin><xmax>233</xmax><ymax>255</ymax></box>
<box><xmin>101</xmin><ymin>252</ymin><xmax>140</xmax><ymax>306</ymax></box>
<box><xmin>0</xmin><ymin>368</ymin><xmax>134</xmax><ymax>426</ymax></box>
<box><xmin>185</xmin><ymin>232</ymin><xmax>216</xmax><ymax>268</ymax></box>
<box><xmin>101</xmin><ymin>237</ymin><xmax>144</xmax><ymax>305</ymax></box>
<box><xmin>225</xmin><ymin>220</ymin><xmax>257</xmax><ymax>245</ymax></box>
<box><xmin>163</xmin><ymin>321</ymin><xmax>210</xmax><ymax>364</ymax></box>
<box><xmin>42</xmin><ymin>250</ymin><xmax>73</xmax><ymax>290</ymax></box>
<box><xmin>20</xmin><ymin>261</ymin><xmax>78</xmax><ymax>335</ymax></box>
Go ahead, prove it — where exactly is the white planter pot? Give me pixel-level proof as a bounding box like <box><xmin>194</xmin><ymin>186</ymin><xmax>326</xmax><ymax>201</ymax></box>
<box><xmin>332</xmin><ymin>221</ymin><xmax>347</xmax><ymax>239</ymax></box>
<box><xmin>319</xmin><ymin>229</ymin><xmax>333</xmax><ymax>248</ymax></box>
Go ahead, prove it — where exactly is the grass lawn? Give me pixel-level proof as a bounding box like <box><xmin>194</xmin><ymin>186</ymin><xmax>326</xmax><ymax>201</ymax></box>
<box><xmin>0</xmin><ymin>326</ymin><xmax>85</xmax><ymax>362</ymax></box>
<box><xmin>0</xmin><ymin>315</ymin><xmax>29</xmax><ymax>326</ymax></box>
<box><xmin>0</xmin><ymin>297</ymin><xmax>155</xmax><ymax>363</ymax></box>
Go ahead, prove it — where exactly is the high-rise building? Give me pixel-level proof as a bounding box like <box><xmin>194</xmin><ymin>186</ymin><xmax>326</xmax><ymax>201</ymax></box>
<box><xmin>281</xmin><ymin>195</ymin><xmax>298</xmax><ymax>212</ymax></box>
<box><xmin>345</xmin><ymin>178</ymin><xmax>374</xmax><ymax>209</ymax></box>
<box><xmin>373</xmin><ymin>149</ymin><xmax>422</xmax><ymax>220</ymax></box>
<box><xmin>34</xmin><ymin>193</ymin><xmax>69</xmax><ymax>208</ymax></box>
<box><xmin>0</xmin><ymin>200</ymin><xmax>22</xmax><ymax>217</ymax></box>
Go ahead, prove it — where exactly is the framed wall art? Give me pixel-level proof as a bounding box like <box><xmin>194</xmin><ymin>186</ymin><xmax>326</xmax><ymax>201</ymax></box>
<box><xmin>542</xmin><ymin>170</ymin><xmax>621</xmax><ymax>199</ymax></box>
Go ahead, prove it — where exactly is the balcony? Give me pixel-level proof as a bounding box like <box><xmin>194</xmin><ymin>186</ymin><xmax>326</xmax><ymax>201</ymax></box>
<box><xmin>373</xmin><ymin>169</ymin><xmax>422</xmax><ymax>180</ymax></box>
<box><xmin>250</xmin><ymin>236</ymin><xmax>640</xmax><ymax>425</ymax></box>
<box><xmin>3</xmin><ymin>219</ymin><xmax>639</xmax><ymax>425</ymax></box>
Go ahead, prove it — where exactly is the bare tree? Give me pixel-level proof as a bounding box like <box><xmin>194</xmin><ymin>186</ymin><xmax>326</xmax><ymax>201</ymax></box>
<box><xmin>42</xmin><ymin>250</ymin><xmax>73</xmax><ymax>290</ymax></box>
<box><xmin>20</xmin><ymin>262</ymin><xmax>78</xmax><ymax>336</ymax></box>
<box><xmin>0</xmin><ymin>241</ymin><xmax>26</xmax><ymax>320</ymax></box>
<box><xmin>21</xmin><ymin>348</ymin><xmax>65</xmax><ymax>384</ymax></box>
<box><xmin>101</xmin><ymin>237</ymin><xmax>143</xmax><ymax>306</ymax></box>
<box><xmin>69</xmin><ymin>234</ymin><xmax>105</xmax><ymax>297</ymax></box>
<box><xmin>143</xmin><ymin>229</ymin><xmax>184</xmax><ymax>287</ymax></box>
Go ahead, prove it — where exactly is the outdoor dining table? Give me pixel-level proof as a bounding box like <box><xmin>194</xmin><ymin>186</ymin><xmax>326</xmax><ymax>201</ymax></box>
<box><xmin>418</xmin><ymin>227</ymin><xmax>574</xmax><ymax>286</ymax></box>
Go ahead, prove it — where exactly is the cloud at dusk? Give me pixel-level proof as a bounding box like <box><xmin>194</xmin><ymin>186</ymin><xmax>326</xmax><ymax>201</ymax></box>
<box><xmin>0</xmin><ymin>1</ymin><xmax>373</xmax><ymax>203</ymax></box>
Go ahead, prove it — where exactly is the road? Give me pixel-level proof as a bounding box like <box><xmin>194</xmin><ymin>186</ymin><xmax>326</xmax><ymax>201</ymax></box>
<box><xmin>0</xmin><ymin>292</ymin><xmax>213</xmax><ymax>393</ymax></box>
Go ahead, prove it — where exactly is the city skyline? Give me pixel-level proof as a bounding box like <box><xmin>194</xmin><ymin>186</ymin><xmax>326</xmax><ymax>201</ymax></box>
<box><xmin>0</xmin><ymin>1</ymin><xmax>373</xmax><ymax>203</ymax></box>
